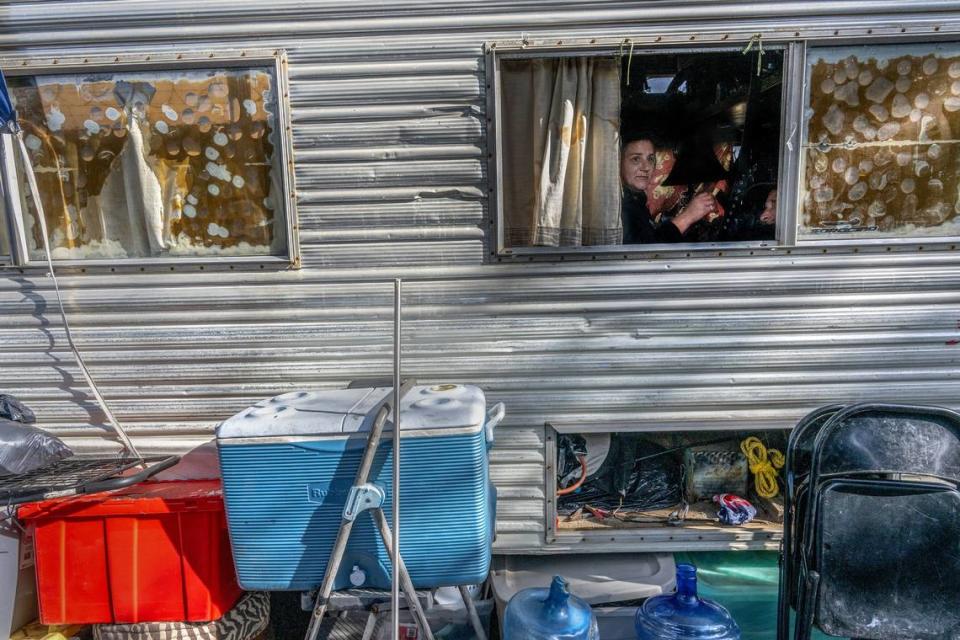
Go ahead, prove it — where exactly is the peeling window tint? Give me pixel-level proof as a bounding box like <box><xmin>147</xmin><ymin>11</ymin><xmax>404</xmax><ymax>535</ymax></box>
<box><xmin>802</xmin><ymin>44</ymin><xmax>960</xmax><ymax>239</ymax></box>
<box><xmin>11</xmin><ymin>66</ymin><xmax>285</xmax><ymax>260</ymax></box>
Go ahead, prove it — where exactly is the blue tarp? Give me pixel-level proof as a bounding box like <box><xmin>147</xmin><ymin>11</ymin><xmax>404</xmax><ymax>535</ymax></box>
<box><xmin>0</xmin><ymin>68</ymin><xmax>16</xmax><ymax>129</ymax></box>
<box><xmin>674</xmin><ymin>552</ymin><xmax>842</xmax><ymax>640</ymax></box>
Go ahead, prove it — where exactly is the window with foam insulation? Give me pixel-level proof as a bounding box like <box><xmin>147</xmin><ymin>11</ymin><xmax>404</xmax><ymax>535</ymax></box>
<box><xmin>4</xmin><ymin>52</ymin><xmax>296</xmax><ymax>264</ymax></box>
<box><xmin>802</xmin><ymin>43</ymin><xmax>960</xmax><ymax>240</ymax></box>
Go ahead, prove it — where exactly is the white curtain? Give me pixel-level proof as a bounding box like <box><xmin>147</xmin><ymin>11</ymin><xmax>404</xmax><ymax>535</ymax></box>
<box><xmin>502</xmin><ymin>57</ymin><xmax>622</xmax><ymax>247</ymax></box>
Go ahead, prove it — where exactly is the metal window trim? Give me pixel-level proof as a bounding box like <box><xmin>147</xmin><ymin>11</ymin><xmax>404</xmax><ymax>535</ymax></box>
<box><xmin>486</xmin><ymin>36</ymin><xmax>794</xmax><ymax>260</ymax></box>
<box><xmin>0</xmin><ymin>135</ymin><xmax>29</xmax><ymax>265</ymax></box>
<box><xmin>0</xmin><ymin>48</ymin><xmax>301</xmax><ymax>269</ymax></box>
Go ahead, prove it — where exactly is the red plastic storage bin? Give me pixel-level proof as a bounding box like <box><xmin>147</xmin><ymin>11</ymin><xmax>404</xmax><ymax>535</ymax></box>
<box><xmin>18</xmin><ymin>480</ymin><xmax>242</xmax><ymax>625</ymax></box>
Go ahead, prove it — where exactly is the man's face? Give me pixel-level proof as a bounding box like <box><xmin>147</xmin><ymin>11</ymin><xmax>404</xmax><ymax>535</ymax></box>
<box><xmin>621</xmin><ymin>139</ymin><xmax>656</xmax><ymax>192</ymax></box>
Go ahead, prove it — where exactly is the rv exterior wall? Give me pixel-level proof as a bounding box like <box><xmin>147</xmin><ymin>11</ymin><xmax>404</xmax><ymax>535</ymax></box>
<box><xmin>1</xmin><ymin>1</ymin><xmax>960</xmax><ymax>553</ymax></box>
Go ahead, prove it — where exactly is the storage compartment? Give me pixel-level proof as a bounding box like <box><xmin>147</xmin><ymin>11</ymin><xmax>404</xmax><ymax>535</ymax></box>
<box><xmin>549</xmin><ymin>428</ymin><xmax>787</xmax><ymax>548</ymax></box>
<box><xmin>18</xmin><ymin>480</ymin><xmax>241</xmax><ymax>625</ymax></box>
<box><xmin>217</xmin><ymin>384</ymin><xmax>500</xmax><ymax>591</ymax></box>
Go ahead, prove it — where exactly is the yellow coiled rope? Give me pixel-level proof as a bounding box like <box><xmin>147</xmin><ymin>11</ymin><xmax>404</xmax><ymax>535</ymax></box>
<box><xmin>740</xmin><ymin>436</ymin><xmax>785</xmax><ymax>499</ymax></box>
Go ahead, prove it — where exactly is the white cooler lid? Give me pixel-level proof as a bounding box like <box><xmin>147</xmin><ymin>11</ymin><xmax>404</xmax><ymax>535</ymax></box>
<box><xmin>490</xmin><ymin>553</ymin><xmax>675</xmax><ymax>607</ymax></box>
<box><xmin>217</xmin><ymin>384</ymin><xmax>487</xmax><ymax>439</ymax></box>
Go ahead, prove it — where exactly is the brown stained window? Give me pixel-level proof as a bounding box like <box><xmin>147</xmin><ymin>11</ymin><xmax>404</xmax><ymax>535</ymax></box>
<box><xmin>803</xmin><ymin>43</ymin><xmax>960</xmax><ymax>239</ymax></box>
<box><xmin>10</xmin><ymin>66</ymin><xmax>286</xmax><ymax>260</ymax></box>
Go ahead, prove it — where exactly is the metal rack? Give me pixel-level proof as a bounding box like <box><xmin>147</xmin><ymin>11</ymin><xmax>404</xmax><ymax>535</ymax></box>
<box><xmin>0</xmin><ymin>455</ymin><xmax>180</xmax><ymax>507</ymax></box>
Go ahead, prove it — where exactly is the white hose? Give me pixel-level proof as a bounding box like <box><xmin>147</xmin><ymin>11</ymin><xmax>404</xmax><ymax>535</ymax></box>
<box><xmin>15</xmin><ymin>129</ymin><xmax>142</xmax><ymax>460</ymax></box>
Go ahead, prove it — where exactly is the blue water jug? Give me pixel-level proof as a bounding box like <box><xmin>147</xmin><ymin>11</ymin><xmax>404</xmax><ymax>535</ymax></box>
<box><xmin>503</xmin><ymin>575</ymin><xmax>598</xmax><ymax>640</ymax></box>
<box><xmin>635</xmin><ymin>563</ymin><xmax>741</xmax><ymax>640</ymax></box>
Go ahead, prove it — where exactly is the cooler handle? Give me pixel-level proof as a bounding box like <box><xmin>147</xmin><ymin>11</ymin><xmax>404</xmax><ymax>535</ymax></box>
<box><xmin>485</xmin><ymin>403</ymin><xmax>506</xmax><ymax>446</ymax></box>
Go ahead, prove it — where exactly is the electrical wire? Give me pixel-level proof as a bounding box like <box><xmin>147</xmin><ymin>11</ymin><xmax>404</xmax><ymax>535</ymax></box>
<box><xmin>557</xmin><ymin>455</ymin><xmax>587</xmax><ymax>496</ymax></box>
<box><xmin>15</xmin><ymin>129</ymin><xmax>142</xmax><ymax>460</ymax></box>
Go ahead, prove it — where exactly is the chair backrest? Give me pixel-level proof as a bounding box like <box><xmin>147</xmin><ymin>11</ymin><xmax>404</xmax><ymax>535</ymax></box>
<box><xmin>811</xmin><ymin>478</ymin><xmax>960</xmax><ymax>640</ymax></box>
<box><xmin>810</xmin><ymin>403</ymin><xmax>960</xmax><ymax>483</ymax></box>
<box><xmin>786</xmin><ymin>404</ymin><xmax>846</xmax><ymax>483</ymax></box>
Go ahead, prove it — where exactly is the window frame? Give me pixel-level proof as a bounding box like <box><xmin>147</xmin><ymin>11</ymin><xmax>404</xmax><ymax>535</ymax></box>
<box><xmin>0</xmin><ymin>48</ymin><xmax>300</xmax><ymax>269</ymax></box>
<box><xmin>485</xmin><ymin>29</ymin><xmax>960</xmax><ymax>261</ymax></box>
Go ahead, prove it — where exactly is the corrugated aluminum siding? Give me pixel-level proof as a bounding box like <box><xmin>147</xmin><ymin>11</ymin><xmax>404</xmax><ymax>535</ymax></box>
<box><xmin>2</xmin><ymin>1</ymin><xmax>960</xmax><ymax>552</ymax></box>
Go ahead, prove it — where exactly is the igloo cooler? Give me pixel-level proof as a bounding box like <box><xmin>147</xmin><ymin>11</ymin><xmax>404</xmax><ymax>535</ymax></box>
<box><xmin>216</xmin><ymin>384</ymin><xmax>503</xmax><ymax>591</ymax></box>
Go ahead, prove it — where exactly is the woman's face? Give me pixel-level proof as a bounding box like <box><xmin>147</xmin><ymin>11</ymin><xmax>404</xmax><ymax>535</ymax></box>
<box><xmin>621</xmin><ymin>139</ymin><xmax>656</xmax><ymax>192</ymax></box>
<box><xmin>760</xmin><ymin>189</ymin><xmax>778</xmax><ymax>224</ymax></box>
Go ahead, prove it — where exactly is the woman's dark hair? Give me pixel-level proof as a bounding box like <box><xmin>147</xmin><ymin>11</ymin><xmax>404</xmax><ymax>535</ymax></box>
<box><xmin>621</xmin><ymin>128</ymin><xmax>664</xmax><ymax>150</ymax></box>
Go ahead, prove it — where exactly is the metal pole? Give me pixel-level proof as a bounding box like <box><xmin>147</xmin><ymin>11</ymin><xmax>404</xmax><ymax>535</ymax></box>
<box><xmin>392</xmin><ymin>278</ymin><xmax>402</xmax><ymax>640</ymax></box>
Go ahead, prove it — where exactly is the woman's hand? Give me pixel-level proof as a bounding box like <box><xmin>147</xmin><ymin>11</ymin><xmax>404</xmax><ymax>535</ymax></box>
<box><xmin>672</xmin><ymin>193</ymin><xmax>718</xmax><ymax>234</ymax></box>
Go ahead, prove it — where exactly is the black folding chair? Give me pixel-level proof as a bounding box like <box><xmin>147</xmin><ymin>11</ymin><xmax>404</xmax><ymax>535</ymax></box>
<box><xmin>800</xmin><ymin>478</ymin><xmax>960</xmax><ymax>640</ymax></box>
<box><xmin>791</xmin><ymin>404</ymin><xmax>960</xmax><ymax>640</ymax></box>
<box><xmin>776</xmin><ymin>404</ymin><xmax>846</xmax><ymax>640</ymax></box>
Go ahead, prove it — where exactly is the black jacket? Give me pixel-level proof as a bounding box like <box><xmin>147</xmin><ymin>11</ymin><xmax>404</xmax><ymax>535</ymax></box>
<box><xmin>621</xmin><ymin>187</ymin><xmax>684</xmax><ymax>245</ymax></box>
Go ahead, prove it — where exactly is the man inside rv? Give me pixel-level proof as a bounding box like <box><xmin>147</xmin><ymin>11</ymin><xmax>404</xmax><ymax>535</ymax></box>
<box><xmin>620</xmin><ymin>133</ymin><xmax>718</xmax><ymax>244</ymax></box>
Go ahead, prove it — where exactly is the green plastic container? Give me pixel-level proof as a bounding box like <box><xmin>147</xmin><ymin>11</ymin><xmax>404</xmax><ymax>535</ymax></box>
<box><xmin>673</xmin><ymin>552</ymin><xmax>841</xmax><ymax>640</ymax></box>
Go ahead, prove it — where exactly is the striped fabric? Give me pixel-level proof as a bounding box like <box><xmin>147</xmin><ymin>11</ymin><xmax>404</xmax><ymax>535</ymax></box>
<box><xmin>93</xmin><ymin>592</ymin><xmax>270</xmax><ymax>640</ymax></box>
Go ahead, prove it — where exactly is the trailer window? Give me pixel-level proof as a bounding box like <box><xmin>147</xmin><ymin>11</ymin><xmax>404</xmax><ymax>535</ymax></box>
<box><xmin>801</xmin><ymin>43</ymin><xmax>960</xmax><ymax>240</ymax></box>
<box><xmin>496</xmin><ymin>48</ymin><xmax>785</xmax><ymax>252</ymax></box>
<box><xmin>5</xmin><ymin>59</ymin><xmax>294</xmax><ymax>263</ymax></box>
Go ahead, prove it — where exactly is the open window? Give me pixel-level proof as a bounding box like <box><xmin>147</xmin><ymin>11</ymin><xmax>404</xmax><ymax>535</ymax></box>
<box><xmin>800</xmin><ymin>42</ymin><xmax>960</xmax><ymax>242</ymax></box>
<box><xmin>0</xmin><ymin>50</ymin><xmax>298</xmax><ymax>266</ymax></box>
<box><xmin>491</xmin><ymin>43</ymin><xmax>786</xmax><ymax>255</ymax></box>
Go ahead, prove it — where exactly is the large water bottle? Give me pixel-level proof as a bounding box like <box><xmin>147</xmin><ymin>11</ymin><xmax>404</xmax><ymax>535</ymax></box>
<box><xmin>503</xmin><ymin>575</ymin><xmax>599</xmax><ymax>640</ymax></box>
<box><xmin>635</xmin><ymin>564</ymin><xmax>741</xmax><ymax>640</ymax></box>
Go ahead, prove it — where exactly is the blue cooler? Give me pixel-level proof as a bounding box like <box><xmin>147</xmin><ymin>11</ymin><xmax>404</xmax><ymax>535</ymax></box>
<box><xmin>216</xmin><ymin>384</ymin><xmax>503</xmax><ymax>591</ymax></box>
